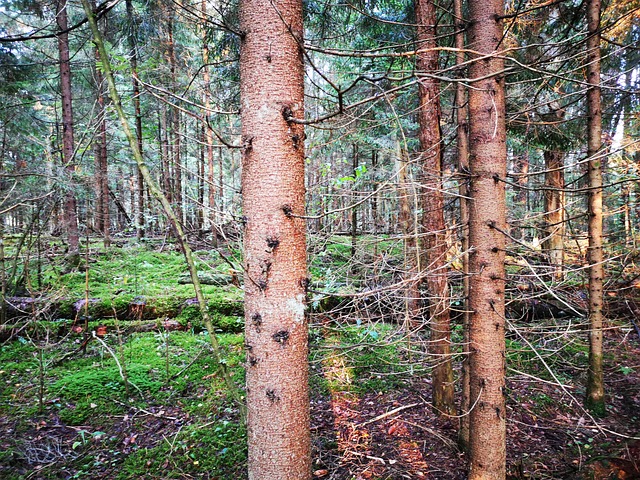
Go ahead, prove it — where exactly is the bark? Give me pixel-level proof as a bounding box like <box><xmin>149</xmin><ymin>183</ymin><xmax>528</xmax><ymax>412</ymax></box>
<box><xmin>125</xmin><ymin>0</ymin><xmax>145</xmax><ymax>240</ymax></box>
<box><xmin>201</xmin><ymin>0</ymin><xmax>218</xmax><ymax>245</ymax></box>
<box><xmin>371</xmin><ymin>150</ymin><xmax>379</xmax><ymax>233</ymax></box>
<box><xmin>56</xmin><ymin>0</ymin><xmax>80</xmax><ymax>255</ymax></box>
<box><xmin>351</xmin><ymin>143</ymin><xmax>358</xmax><ymax>257</ymax></box>
<box><xmin>585</xmin><ymin>0</ymin><xmax>605</xmax><ymax>417</ymax></box>
<box><xmin>467</xmin><ymin>0</ymin><xmax>507</xmax><ymax>477</ymax></box>
<box><xmin>397</xmin><ymin>141</ymin><xmax>420</xmax><ymax>326</ymax></box>
<box><xmin>454</xmin><ymin>0</ymin><xmax>471</xmax><ymax>452</ymax></box>
<box><xmin>93</xmin><ymin>2</ymin><xmax>110</xmax><ymax>247</ymax></box>
<box><xmin>542</xmin><ymin>150</ymin><xmax>565</xmax><ymax>280</ymax></box>
<box><xmin>415</xmin><ymin>0</ymin><xmax>455</xmax><ymax>417</ymax></box>
<box><xmin>165</xmin><ymin>12</ymin><xmax>183</xmax><ymax>223</ymax></box>
<box><xmin>240</xmin><ymin>0</ymin><xmax>311</xmax><ymax>477</ymax></box>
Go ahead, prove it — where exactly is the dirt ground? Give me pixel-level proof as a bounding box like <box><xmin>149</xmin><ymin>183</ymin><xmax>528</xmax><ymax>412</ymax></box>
<box><xmin>1</xmin><ymin>329</ymin><xmax>639</xmax><ymax>479</ymax></box>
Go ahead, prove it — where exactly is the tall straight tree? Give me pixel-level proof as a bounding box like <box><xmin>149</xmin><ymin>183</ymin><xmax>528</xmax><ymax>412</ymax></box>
<box><xmin>453</xmin><ymin>0</ymin><xmax>471</xmax><ymax>451</ymax></box>
<box><xmin>125</xmin><ymin>0</ymin><xmax>145</xmax><ymax>239</ymax></box>
<box><xmin>56</xmin><ymin>0</ymin><xmax>79</xmax><ymax>257</ymax></box>
<box><xmin>585</xmin><ymin>0</ymin><xmax>605</xmax><ymax>416</ymax></box>
<box><xmin>239</xmin><ymin>0</ymin><xmax>311</xmax><ymax>477</ymax></box>
<box><xmin>415</xmin><ymin>0</ymin><xmax>455</xmax><ymax>417</ymax></box>
<box><xmin>467</xmin><ymin>0</ymin><xmax>507</xmax><ymax>478</ymax></box>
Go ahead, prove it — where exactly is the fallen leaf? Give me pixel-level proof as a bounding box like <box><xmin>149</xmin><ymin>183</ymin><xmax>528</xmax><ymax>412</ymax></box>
<box><xmin>313</xmin><ymin>469</ymin><xmax>329</xmax><ymax>477</ymax></box>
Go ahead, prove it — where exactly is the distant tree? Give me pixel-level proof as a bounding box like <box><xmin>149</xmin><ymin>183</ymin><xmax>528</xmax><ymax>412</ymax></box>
<box><xmin>56</xmin><ymin>0</ymin><xmax>80</xmax><ymax>258</ymax></box>
<box><xmin>414</xmin><ymin>0</ymin><xmax>455</xmax><ymax>417</ymax></box>
<box><xmin>585</xmin><ymin>0</ymin><xmax>605</xmax><ymax>416</ymax></box>
<box><xmin>466</xmin><ymin>0</ymin><xmax>508</xmax><ymax>478</ymax></box>
<box><xmin>240</xmin><ymin>0</ymin><xmax>311</xmax><ymax>477</ymax></box>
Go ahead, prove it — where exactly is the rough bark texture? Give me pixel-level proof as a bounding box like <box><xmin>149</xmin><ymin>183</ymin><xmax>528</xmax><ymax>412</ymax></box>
<box><xmin>543</xmin><ymin>150</ymin><xmax>565</xmax><ymax>280</ymax></box>
<box><xmin>415</xmin><ymin>0</ymin><xmax>455</xmax><ymax>417</ymax></box>
<box><xmin>467</xmin><ymin>0</ymin><xmax>507</xmax><ymax>478</ymax></box>
<box><xmin>240</xmin><ymin>0</ymin><xmax>311</xmax><ymax>477</ymax></box>
<box><xmin>453</xmin><ymin>0</ymin><xmax>471</xmax><ymax>451</ymax></box>
<box><xmin>56</xmin><ymin>0</ymin><xmax>79</xmax><ymax>254</ymax></box>
<box><xmin>585</xmin><ymin>0</ymin><xmax>605</xmax><ymax>417</ymax></box>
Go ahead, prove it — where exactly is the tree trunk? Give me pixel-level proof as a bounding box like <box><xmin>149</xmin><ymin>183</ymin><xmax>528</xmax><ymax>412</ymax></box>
<box><xmin>351</xmin><ymin>143</ymin><xmax>358</xmax><ymax>257</ymax></box>
<box><xmin>125</xmin><ymin>0</ymin><xmax>145</xmax><ymax>240</ymax></box>
<box><xmin>397</xmin><ymin>141</ymin><xmax>420</xmax><ymax>326</ymax></box>
<box><xmin>240</xmin><ymin>0</ymin><xmax>311</xmax><ymax>477</ymax></box>
<box><xmin>415</xmin><ymin>0</ymin><xmax>455</xmax><ymax>417</ymax></box>
<box><xmin>585</xmin><ymin>0</ymin><xmax>605</xmax><ymax>417</ymax></box>
<box><xmin>453</xmin><ymin>0</ymin><xmax>471</xmax><ymax>452</ymax></box>
<box><xmin>201</xmin><ymin>0</ymin><xmax>218</xmax><ymax>246</ymax></box>
<box><xmin>93</xmin><ymin>2</ymin><xmax>110</xmax><ymax>247</ymax></box>
<box><xmin>467</xmin><ymin>0</ymin><xmax>507</xmax><ymax>478</ymax></box>
<box><xmin>542</xmin><ymin>150</ymin><xmax>565</xmax><ymax>280</ymax></box>
<box><xmin>56</xmin><ymin>0</ymin><xmax>80</xmax><ymax>256</ymax></box>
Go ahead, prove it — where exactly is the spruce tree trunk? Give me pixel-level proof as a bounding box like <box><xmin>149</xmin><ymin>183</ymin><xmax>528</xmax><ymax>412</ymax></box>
<box><xmin>397</xmin><ymin>141</ymin><xmax>420</xmax><ymax>326</ymax></box>
<box><xmin>56</xmin><ymin>0</ymin><xmax>79</xmax><ymax>256</ymax></box>
<box><xmin>415</xmin><ymin>0</ymin><xmax>455</xmax><ymax>418</ymax></box>
<box><xmin>93</xmin><ymin>1</ymin><xmax>110</xmax><ymax>247</ymax></box>
<box><xmin>543</xmin><ymin>150</ymin><xmax>565</xmax><ymax>280</ymax></box>
<box><xmin>467</xmin><ymin>0</ymin><xmax>507</xmax><ymax>477</ymax></box>
<box><xmin>351</xmin><ymin>143</ymin><xmax>359</xmax><ymax>258</ymax></box>
<box><xmin>240</xmin><ymin>0</ymin><xmax>311</xmax><ymax>477</ymax></box>
<box><xmin>125</xmin><ymin>0</ymin><xmax>145</xmax><ymax>240</ymax></box>
<box><xmin>454</xmin><ymin>0</ymin><xmax>471</xmax><ymax>451</ymax></box>
<box><xmin>201</xmin><ymin>0</ymin><xmax>218</xmax><ymax>245</ymax></box>
<box><xmin>585</xmin><ymin>0</ymin><xmax>605</xmax><ymax>416</ymax></box>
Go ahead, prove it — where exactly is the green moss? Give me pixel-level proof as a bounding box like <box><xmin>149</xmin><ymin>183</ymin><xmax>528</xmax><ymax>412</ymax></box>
<box><xmin>118</xmin><ymin>421</ymin><xmax>247</xmax><ymax>479</ymax></box>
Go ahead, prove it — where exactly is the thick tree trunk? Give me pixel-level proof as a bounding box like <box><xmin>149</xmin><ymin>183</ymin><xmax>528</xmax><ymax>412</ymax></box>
<box><xmin>467</xmin><ymin>0</ymin><xmax>507</xmax><ymax>478</ymax></box>
<box><xmin>585</xmin><ymin>0</ymin><xmax>605</xmax><ymax>417</ymax></box>
<box><xmin>543</xmin><ymin>150</ymin><xmax>565</xmax><ymax>280</ymax></box>
<box><xmin>454</xmin><ymin>0</ymin><xmax>471</xmax><ymax>452</ymax></box>
<box><xmin>56</xmin><ymin>0</ymin><xmax>80</xmax><ymax>256</ymax></box>
<box><xmin>415</xmin><ymin>0</ymin><xmax>455</xmax><ymax>417</ymax></box>
<box><xmin>240</xmin><ymin>0</ymin><xmax>311</xmax><ymax>477</ymax></box>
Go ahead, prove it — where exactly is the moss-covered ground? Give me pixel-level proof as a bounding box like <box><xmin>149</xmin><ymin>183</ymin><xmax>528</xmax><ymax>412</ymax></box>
<box><xmin>1</xmin><ymin>238</ymin><xmax>639</xmax><ymax>479</ymax></box>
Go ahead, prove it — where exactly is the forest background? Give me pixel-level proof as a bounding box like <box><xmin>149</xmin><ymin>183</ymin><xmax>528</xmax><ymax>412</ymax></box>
<box><xmin>0</xmin><ymin>0</ymin><xmax>639</xmax><ymax>478</ymax></box>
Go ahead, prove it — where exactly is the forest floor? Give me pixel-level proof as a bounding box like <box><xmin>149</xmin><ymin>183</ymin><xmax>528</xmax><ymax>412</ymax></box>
<box><xmin>1</xmin><ymin>239</ymin><xmax>639</xmax><ymax>479</ymax></box>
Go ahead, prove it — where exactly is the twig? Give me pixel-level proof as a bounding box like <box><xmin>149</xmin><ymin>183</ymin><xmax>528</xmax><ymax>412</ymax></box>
<box><xmin>357</xmin><ymin>402</ymin><xmax>422</xmax><ymax>427</ymax></box>
<box><xmin>92</xmin><ymin>331</ymin><xmax>144</xmax><ymax>399</ymax></box>
<box><xmin>112</xmin><ymin>399</ymin><xmax>178</xmax><ymax>421</ymax></box>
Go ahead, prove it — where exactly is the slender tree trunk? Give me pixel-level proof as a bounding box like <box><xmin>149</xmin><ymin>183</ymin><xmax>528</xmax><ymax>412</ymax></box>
<box><xmin>415</xmin><ymin>0</ymin><xmax>455</xmax><ymax>417</ymax></box>
<box><xmin>125</xmin><ymin>0</ymin><xmax>145</xmax><ymax>240</ymax></box>
<box><xmin>467</xmin><ymin>0</ymin><xmax>507</xmax><ymax>477</ymax></box>
<box><xmin>56</xmin><ymin>0</ymin><xmax>79</xmax><ymax>257</ymax></box>
<box><xmin>240</xmin><ymin>0</ymin><xmax>311</xmax><ymax>477</ymax></box>
<box><xmin>585</xmin><ymin>0</ymin><xmax>605</xmax><ymax>417</ymax></box>
<box><xmin>397</xmin><ymin>141</ymin><xmax>420</xmax><ymax>326</ymax></box>
<box><xmin>453</xmin><ymin>0</ymin><xmax>471</xmax><ymax>450</ymax></box>
<box><xmin>202</xmin><ymin>0</ymin><xmax>218</xmax><ymax>246</ymax></box>
<box><xmin>371</xmin><ymin>150</ymin><xmax>379</xmax><ymax>234</ymax></box>
<box><xmin>197</xmin><ymin>125</ymin><xmax>205</xmax><ymax>235</ymax></box>
<box><xmin>166</xmin><ymin>14</ymin><xmax>183</xmax><ymax>224</ymax></box>
<box><xmin>543</xmin><ymin>150</ymin><xmax>565</xmax><ymax>280</ymax></box>
<box><xmin>93</xmin><ymin>2</ymin><xmax>110</xmax><ymax>247</ymax></box>
<box><xmin>351</xmin><ymin>143</ymin><xmax>359</xmax><ymax>257</ymax></box>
